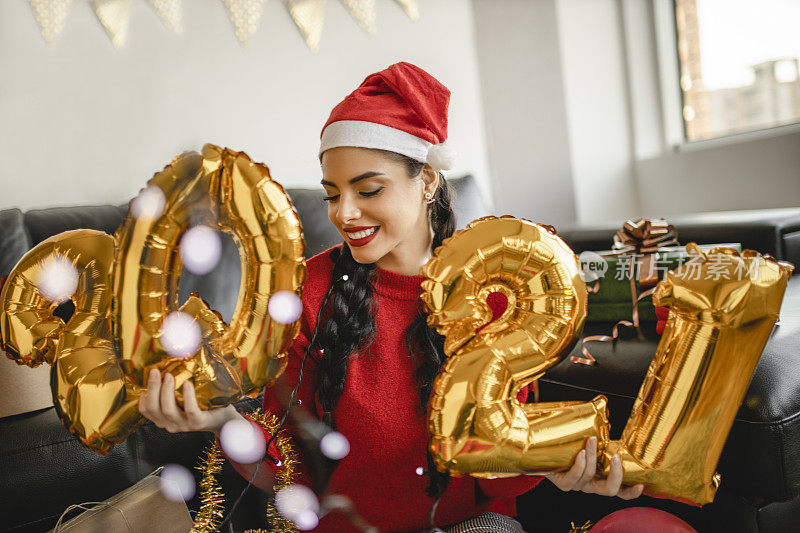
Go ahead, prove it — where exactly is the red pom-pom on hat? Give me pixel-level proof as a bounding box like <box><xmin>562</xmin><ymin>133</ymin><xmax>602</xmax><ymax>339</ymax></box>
<box><xmin>320</xmin><ymin>62</ymin><xmax>455</xmax><ymax>171</ymax></box>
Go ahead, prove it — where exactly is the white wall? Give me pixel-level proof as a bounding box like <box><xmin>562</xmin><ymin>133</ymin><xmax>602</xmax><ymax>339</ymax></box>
<box><xmin>473</xmin><ymin>0</ymin><xmax>798</xmax><ymax>228</ymax></box>
<box><xmin>0</xmin><ymin>0</ymin><xmax>492</xmax><ymax>211</ymax></box>
<box><xmin>637</xmin><ymin>130</ymin><xmax>800</xmax><ymax>216</ymax></box>
<box><xmin>555</xmin><ymin>0</ymin><xmax>640</xmax><ymax>225</ymax></box>
<box><xmin>473</xmin><ymin>0</ymin><xmax>643</xmax><ymax>228</ymax></box>
<box><xmin>553</xmin><ymin>0</ymin><xmax>800</xmax><ymax>224</ymax></box>
<box><xmin>472</xmin><ymin>0</ymin><xmax>576</xmax><ymax>227</ymax></box>
<box><xmin>3</xmin><ymin>0</ymin><xmax>797</xmax><ymax>225</ymax></box>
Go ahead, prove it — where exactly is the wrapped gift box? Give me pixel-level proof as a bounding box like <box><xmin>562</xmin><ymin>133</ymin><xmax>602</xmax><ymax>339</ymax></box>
<box><xmin>585</xmin><ymin>243</ymin><xmax>741</xmax><ymax>323</ymax></box>
<box><xmin>48</xmin><ymin>468</ymin><xmax>193</xmax><ymax>532</ymax></box>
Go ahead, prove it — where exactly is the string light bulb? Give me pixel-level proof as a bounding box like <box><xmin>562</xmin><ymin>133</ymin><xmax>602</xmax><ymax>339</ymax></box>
<box><xmin>158</xmin><ymin>311</ymin><xmax>201</xmax><ymax>359</ymax></box>
<box><xmin>219</xmin><ymin>417</ymin><xmax>267</xmax><ymax>464</ymax></box>
<box><xmin>160</xmin><ymin>463</ymin><xmax>196</xmax><ymax>502</ymax></box>
<box><xmin>36</xmin><ymin>255</ymin><xmax>78</xmax><ymax>304</ymax></box>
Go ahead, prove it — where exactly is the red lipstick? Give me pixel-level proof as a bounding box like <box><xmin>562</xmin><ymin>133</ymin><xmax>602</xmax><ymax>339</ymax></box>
<box><xmin>343</xmin><ymin>226</ymin><xmax>375</xmax><ymax>232</ymax></box>
<box><xmin>344</xmin><ymin>226</ymin><xmax>380</xmax><ymax>247</ymax></box>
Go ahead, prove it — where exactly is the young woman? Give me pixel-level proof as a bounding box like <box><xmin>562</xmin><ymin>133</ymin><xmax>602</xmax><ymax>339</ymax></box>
<box><xmin>139</xmin><ymin>62</ymin><xmax>643</xmax><ymax>532</ymax></box>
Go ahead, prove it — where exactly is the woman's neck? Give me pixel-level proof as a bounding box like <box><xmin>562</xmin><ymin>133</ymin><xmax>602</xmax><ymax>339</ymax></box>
<box><xmin>375</xmin><ymin>224</ymin><xmax>435</xmax><ymax>276</ymax></box>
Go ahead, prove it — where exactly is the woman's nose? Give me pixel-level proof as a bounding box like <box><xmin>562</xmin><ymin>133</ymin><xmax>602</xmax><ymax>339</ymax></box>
<box><xmin>336</xmin><ymin>194</ymin><xmax>361</xmax><ymax>223</ymax></box>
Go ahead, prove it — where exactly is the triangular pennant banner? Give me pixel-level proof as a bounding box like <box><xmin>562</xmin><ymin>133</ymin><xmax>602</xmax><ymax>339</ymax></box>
<box><xmin>147</xmin><ymin>0</ymin><xmax>183</xmax><ymax>35</ymax></box>
<box><xmin>28</xmin><ymin>0</ymin><xmax>73</xmax><ymax>44</ymax></box>
<box><xmin>339</xmin><ymin>0</ymin><xmax>376</xmax><ymax>34</ymax></box>
<box><xmin>25</xmin><ymin>0</ymin><xmax>420</xmax><ymax>50</ymax></box>
<box><xmin>394</xmin><ymin>0</ymin><xmax>418</xmax><ymax>20</ymax></box>
<box><xmin>221</xmin><ymin>0</ymin><xmax>268</xmax><ymax>47</ymax></box>
<box><xmin>92</xmin><ymin>0</ymin><xmax>131</xmax><ymax>48</ymax></box>
<box><xmin>284</xmin><ymin>0</ymin><xmax>326</xmax><ymax>52</ymax></box>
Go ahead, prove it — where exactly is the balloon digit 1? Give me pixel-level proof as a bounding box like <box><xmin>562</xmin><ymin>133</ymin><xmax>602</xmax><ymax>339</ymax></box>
<box><xmin>602</xmin><ymin>245</ymin><xmax>793</xmax><ymax>504</ymax></box>
<box><xmin>422</xmin><ymin>216</ymin><xmax>610</xmax><ymax>477</ymax></box>
<box><xmin>0</xmin><ymin>144</ymin><xmax>305</xmax><ymax>454</ymax></box>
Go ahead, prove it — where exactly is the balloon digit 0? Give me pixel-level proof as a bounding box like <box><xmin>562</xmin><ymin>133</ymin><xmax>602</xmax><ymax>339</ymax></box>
<box><xmin>113</xmin><ymin>144</ymin><xmax>305</xmax><ymax>393</ymax></box>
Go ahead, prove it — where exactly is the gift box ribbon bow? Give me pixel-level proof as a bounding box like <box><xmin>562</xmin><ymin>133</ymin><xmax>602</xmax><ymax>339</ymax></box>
<box><xmin>611</xmin><ymin>218</ymin><xmax>679</xmax><ymax>288</ymax></box>
<box><xmin>573</xmin><ymin>218</ymin><xmax>678</xmax><ymax>366</ymax></box>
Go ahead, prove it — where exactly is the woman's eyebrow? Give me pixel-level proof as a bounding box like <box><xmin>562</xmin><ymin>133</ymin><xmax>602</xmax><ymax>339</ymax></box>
<box><xmin>320</xmin><ymin>171</ymin><xmax>384</xmax><ymax>188</ymax></box>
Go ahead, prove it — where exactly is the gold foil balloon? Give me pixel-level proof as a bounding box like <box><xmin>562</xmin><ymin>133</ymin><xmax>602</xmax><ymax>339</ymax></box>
<box><xmin>0</xmin><ymin>229</ymin><xmax>142</xmax><ymax>452</ymax></box>
<box><xmin>113</xmin><ymin>144</ymin><xmax>305</xmax><ymax>393</ymax></box>
<box><xmin>422</xmin><ymin>216</ymin><xmax>609</xmax><ymax>477</ymax></box>
<box><xmin>601</xmin><ymin>244</ymin><xmax>793</xmax><ymax>505</ymax></box>
<box><xmin>0</xmin><ymin>231</ymin><xmax>108</xmax><ymax>368</ymax></box>
<box><xmin>423</xmin><ymin>226</ymin><xmax>794</xmax><ymax>505</ymax></box>
<box><xmin>0</xmin><ymin>144</ymin><xmax>305</xmax><ymax>454</ymax></box>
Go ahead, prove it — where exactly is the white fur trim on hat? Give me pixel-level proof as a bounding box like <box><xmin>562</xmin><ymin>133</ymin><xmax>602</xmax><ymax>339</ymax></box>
<box><xmin>320</xmin><ymin>120</ymin><xmax>432</xmax><ymax>164</ymax></box>
<box><xmin>426</xmin><ymin>143</ymin><xmax>456</xmax><ymax>172</ymax></box>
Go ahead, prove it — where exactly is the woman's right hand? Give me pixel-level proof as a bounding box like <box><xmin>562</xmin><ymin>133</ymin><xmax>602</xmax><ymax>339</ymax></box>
<box><xmin>545</xmin><ymin>436</ymin><xmax>644</xmax><ymax>500</ymax></box>
<box><xmin>138</xmin><ymin>368</ymin><xmax>243</xmax><ymax>436</ymax></box>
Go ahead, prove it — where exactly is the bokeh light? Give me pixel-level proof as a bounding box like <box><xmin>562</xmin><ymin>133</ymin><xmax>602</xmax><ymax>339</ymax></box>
<box><xmin>36</xmin><ymin>254</ymin><xmax>78</xmax><ymax>304</ymax></box>
<box><xmin>159</xmin><ymin>311</ymin><xmax>202</xmax><ymax>359</ymax></box>
<box><xmin>219</xmin><ymin>417</ymin><xmax>267</xmax><ymax>464</ymax></box>
<box><xmin>268</xmin><ymin>290</ymin><xmax>302</xmax><ymax>325</ymax></box>
<box><xmin>320</xmin><ymin>431</ymin><xmax>350</xmax><ymax>460</ymax></box>
<box><xmin>294</xmin><ymin>509</ymin><xmax>320</xmax><ymax>530</ymax></box>
<box><xmin>159</xmin><ymin>463</ymin><xmax>196</xmax><ymax>502</ymax></box>
<box><xmin>131</xmin><ymin>185</ymin><xmax>166</xmax><ymax>221</ymax></box>
<box><xmin>275</xmin><ymin>484</ymin><xmax>320</xmax><ymax>530</ymax></box>
<box><xmin>179</xmin><ymin>225</ymin><xmax>222</xmax><ymax>275</ymax></box>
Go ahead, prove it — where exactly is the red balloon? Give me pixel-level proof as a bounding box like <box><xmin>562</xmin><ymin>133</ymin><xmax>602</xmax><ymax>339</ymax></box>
<box><xmin>589</xmin><ymin>508</ymin><xmax>696</xmax><ymax>533</ymax></box>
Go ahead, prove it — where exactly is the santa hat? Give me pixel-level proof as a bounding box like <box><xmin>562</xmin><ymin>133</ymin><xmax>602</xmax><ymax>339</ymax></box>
<box><xmin>319</xmin><ymin>62</ymin><xmax>456</xmax><ymax>172</ymax></box>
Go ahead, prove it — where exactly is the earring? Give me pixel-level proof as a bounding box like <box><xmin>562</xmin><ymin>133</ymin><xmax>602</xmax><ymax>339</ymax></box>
<box><xmin>424</xmin><ymin>192</ymin><xmax>434</xmax><ymax>204</ymax></box>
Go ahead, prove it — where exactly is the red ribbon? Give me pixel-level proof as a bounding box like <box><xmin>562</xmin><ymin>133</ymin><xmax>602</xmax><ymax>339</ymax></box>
<box><xmin>571</xmin><ymin>218</ymin><xmax>678</xmax><ymax>366</ymax></box>
<box><xmin>655</xmin><ymin>306</ymin><xmax>669</xmax><ymax>335</ymax></box>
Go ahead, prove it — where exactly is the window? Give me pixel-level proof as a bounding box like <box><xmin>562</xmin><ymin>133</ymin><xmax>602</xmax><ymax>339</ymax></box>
<box><xmin>675</xmin><ymin>0</ymin><xmax>800</xmax><ymax>141</ymax></box>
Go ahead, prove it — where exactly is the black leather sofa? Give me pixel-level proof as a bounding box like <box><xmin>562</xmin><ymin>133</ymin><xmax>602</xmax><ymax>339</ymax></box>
<box><xmin>1</xmin><ymin>176</ymin><xmax>798</xmax><ymax>533</ymax></box>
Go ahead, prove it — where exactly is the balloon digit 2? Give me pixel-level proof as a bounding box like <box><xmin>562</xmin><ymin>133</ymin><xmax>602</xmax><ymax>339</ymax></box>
<box><xmin>422</xmin><ymin>216</ymin><xmax>610</xmax><ymax>477</ymax></box>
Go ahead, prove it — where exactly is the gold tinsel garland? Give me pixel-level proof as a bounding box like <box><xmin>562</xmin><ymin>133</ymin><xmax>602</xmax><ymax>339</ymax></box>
<box><xmin>191</xmin><ymin>408</ymin><xmax>301</xmax><ymax>533</ymax></box>
<box><xmin>190</xmin><ymin>442</ymin><xmax>226</xmax><ymax>532</ymax></box>
<box><xmin>567</xmin><ymin>520</ymin><xmax>593</xmax><ymax>533</ymax></box>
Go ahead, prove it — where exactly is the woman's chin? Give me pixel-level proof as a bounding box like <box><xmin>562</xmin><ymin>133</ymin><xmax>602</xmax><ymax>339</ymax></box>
<box><xmin>347</xmin><ymin>244</ymin><xmax>382</xmax><ymax>264</ymax></box>
<box><xmin>349</xmin><ymin>250</ymin><xmax>377</xmax><ymax>264</ymax></box>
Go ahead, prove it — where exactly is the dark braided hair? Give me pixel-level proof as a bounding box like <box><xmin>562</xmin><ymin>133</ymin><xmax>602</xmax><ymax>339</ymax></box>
<box><xmin>313</xmin><ymin>148</ymin><xmax>457</xmax><ymax>497</ymax></box>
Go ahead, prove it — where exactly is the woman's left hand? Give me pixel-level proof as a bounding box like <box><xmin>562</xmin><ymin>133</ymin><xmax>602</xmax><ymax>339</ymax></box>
<box><xmin>544</xmin><ymin>436</ymin><xmax>644</xmax><ymax>499</ymax></box>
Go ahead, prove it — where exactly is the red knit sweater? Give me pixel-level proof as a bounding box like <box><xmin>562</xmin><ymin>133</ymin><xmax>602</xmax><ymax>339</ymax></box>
<box><xmin>222</xmin><ymin>245</ymin><xmax>543</xmax><ymax>532</ymax></box>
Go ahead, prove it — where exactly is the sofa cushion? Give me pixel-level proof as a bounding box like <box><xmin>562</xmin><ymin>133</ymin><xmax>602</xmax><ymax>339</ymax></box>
<box><xmin>559</xmin><ymin>207</ymin><xmax>800</xmax><ymax>264</ymax></box>
<box><xmin>0</xmin><ymin>209</ymin><xmax>31</xmax><ymax>278</ymax></box>
<box><xmin>286</xmin><ymin>187</ymin><xmax>342</xmax><ymax>260</ymax></box>
<box><xmin>0</xmin><ymin>397</ymin><xmax>267</xmax><ymax>532</ymax></box>
<box><xmin>23</xmin><ymin>205</ymin><xmax>128</xmax><ymax>247</ymax></box>
<box><xmin>448</xmin><ymin>173</ymin><xmax>492</xmax><ymax>230</ymax></box>
<box><xmin>0</xmin><ymin>407</ymin><xmax>139</xmax><ymax>532</ymax></box>
<box><xmin>539</xmin><ymin>276</ymin><xmax>800</xmax><ymax>504</ymax></box>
